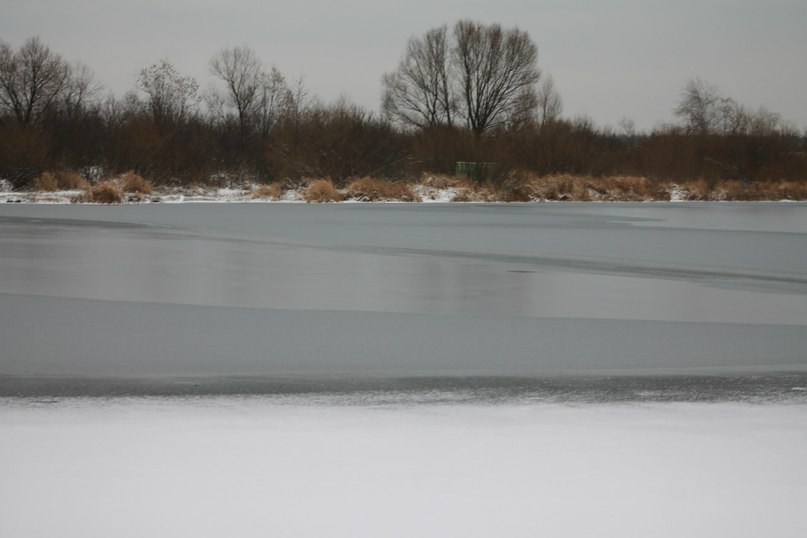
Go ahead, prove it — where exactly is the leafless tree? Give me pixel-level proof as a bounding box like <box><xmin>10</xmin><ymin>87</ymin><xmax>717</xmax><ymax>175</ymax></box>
<box><xmin>674</xmin><ymin>78</ymin><xmax>726</xmax><ymax>135</ymax></box>
<box><xmin>383</xmin><ymin>21</ymin><xmax>541</xmax><ymax>134</ymax></box>
<box><xmin>0</xmin><ymin>37</ymin><xmax>70</xmax><ymax>125</ymax></box>
<box><xmin>453</xmin><ymin>20</ymin><xmax>540</xmax><ymax>134</ymax></box>
<box><xmin>286</xmin><ymin>75</ymin><xmax>310</xmax><ymax>129</ymax></box>
<box><xmin>136</xmin><ymin>59</ymin><xmax>200</xmax><ymax>126</ymax></box>
<box><xmin>675</xmin><ymin>78</ymin><xmax>784</xmax><ymax>137</ymax></box>
<box><xmin>381</xmin><ymin>25</ymin><xmax>454</xmax><ymax>129</ymax></box>
<box><xmin>255</xmin><ymin>66</ymin><xmax>291</xmax><ymax>137</ymax></box>
<box><xmin>209</xmin><ymin>46</ymin><xmax>263</xmax><ymax>140</ymax></box>
<box><xmin>60</xmin><ymin>62</ymin><xmax>102</xmax><ymax>118</ymax></box>
<box><xmin>536</xmin><ymin>74</ymin><xmax>562</xmax><ymax>129</ymax></box>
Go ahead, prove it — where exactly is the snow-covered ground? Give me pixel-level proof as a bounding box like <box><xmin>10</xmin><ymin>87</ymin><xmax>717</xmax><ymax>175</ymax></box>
<box><xmin>1</xmin><ymin>397</ymin><xmax>805</xmax><ymax>538</ymax></box>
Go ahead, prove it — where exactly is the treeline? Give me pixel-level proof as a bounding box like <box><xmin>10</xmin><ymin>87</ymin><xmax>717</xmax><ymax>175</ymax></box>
<box><xmin>1</xmin><ymin>31</ymin><xmax>805</xmax><ymax>190</ymax></box>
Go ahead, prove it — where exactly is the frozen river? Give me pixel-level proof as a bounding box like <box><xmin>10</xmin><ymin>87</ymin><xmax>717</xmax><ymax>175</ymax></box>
<box><xmin>1</xmin><ymin>202</ymin><xmax>806</xmax><ymax>395</ymax></box>
<box><xmin>2</xmin><ymin>202</ymin><xmax>807</xmax><ymax>538</ymax></box>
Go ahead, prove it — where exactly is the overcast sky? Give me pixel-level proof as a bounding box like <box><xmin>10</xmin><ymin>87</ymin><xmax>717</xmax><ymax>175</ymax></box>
<box><xmin>3</xmin><ymin>0</ymin><xmax>805</xmax><ymax>131</ymax></box>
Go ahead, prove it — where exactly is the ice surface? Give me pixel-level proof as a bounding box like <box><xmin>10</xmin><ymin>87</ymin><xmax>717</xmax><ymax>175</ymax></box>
<box><xmin>1</xmin><ymin>202</ymin><xmax>805</xmax><ymax>385</ymax></box>
<box><xmin>1</xmin><ymin>203</ymin><xmax>806</xmax><ymax>536</ymax></box>
<box><xmin>1</xmin><ymin>398</ymin><xmax>806</xmax><ymax>538</ymax></box>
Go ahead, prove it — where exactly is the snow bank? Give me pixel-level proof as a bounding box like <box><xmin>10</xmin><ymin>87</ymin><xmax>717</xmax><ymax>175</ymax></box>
<box><xmin>1</xmin><ymin>397</ymin><xmax>805</xmax><ymax>538</ymax></box>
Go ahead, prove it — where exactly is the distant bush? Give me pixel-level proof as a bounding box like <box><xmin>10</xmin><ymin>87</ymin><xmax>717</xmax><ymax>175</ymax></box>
<box><xmin>46</xmin><ymin>171</ymin><xmax>90</xmax><ymax>190</ymax></box>
<box><xmin>345</xmin><ymin>177</ymin><xmax>420</xmax><ymax>202</ymax></box>
<box><xmin>251</xmin><ymin>183</ymin><xmax>284</xmax><ymax>200</ymax></box>
<box><xmin>89</xmin><ymin>181</ymin><xmax>123</xmax><ymax>203</ymax></box>
<box><xmin>418</xmin><ymin>174</ymin><xmax>499</xmax><ymax>202</ymax></box>
<box><xmin>120</xmin><ymin>171</ymin><xmax>152</xmax><ymax>194</ymax></box>
<box><xmin>31</xmin><ymin>172</ymin><xmax>58</xmax><ymax>191</ymax></box>
<box><xmin>419</xmin><ymin>173</ymin><xmax>466</xmax><ymax>190</ymax></box>
<box><xmin>712</xmin><ymin>179</ymin><xmax>807</xmax><ymax>201</ymax></box>
<box><xmin>303</xmin><ymin>178</ymin><xmax>343</xmax><ymax>203</ymax></box>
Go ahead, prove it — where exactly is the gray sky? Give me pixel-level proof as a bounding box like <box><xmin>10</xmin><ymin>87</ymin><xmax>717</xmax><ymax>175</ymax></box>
<box><xmin>3</xmin><ymin>0</ymin><xmax>805</xmax><ymax>131</ymax></box>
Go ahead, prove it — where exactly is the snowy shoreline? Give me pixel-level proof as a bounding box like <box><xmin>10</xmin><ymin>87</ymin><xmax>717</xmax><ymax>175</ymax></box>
<box><xmin>2</xmin><ymin>180</ymin><xmax>805</xmax><ymax>205</ymax></box>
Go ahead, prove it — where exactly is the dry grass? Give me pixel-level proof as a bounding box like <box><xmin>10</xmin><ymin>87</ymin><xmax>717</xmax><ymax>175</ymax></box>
<box><xmin>527</xmin><ymin>174</ymin><xmax>580</xmax><ymax>201</ymax></box>
<box><xmin>768</xmin><ymin>180</ymin><xmax>807</xmax><ymax>200</ymax></box>
<box><xmin>303</xmin><ymin>178</ymin><xmax>343</xmax><ymax>203</ymax></box>
<box><xmin>250</xmin><ymin>183</ymin><xmax>284</xmax><ymax>200</ymax></box>
<box><xmin>452</xmin><ymin>183</ymin><xmax>502</xmax><ymax>202</ymax></box>
<box><xmin>419</xmin><ymin>174</ymin><xmax>473</xmax><ymax>190</ymax></box>
<box><xmin>713</xmin><ymin>179</ymin><xmax>807</xmax><ymax>201</ymax></box>
<box><xmin>57</xmin><ymin>171</ymin><xmax>89</xmax><ymax>190</ymax></box>
<box><xmin>120</xmin><ymin>171</ymin><xmax>152</xmax><ymax>194</ymax></box>
<box><xmin>88</xmin><ymin>181</ymin><xmax>123</xmax><ymax>204</ymax></box>
<box><xmin>419</xmin><ymin>174</ymin><xmax>501</xmax><ymax>202</ymax></box>
<box><xmin>31</xmin><ymin>172</ymin><xmax>59</xmax><ymax>191</ymax></box>
<box><xmin>33</xmin><ymin>170</ymin><xmax>90</xmax><ymax>191</ymax></box>
<box><xmin>345</xmin><ymin>177</ymin><xmax>420</xmax><ymax>202</ymax></box>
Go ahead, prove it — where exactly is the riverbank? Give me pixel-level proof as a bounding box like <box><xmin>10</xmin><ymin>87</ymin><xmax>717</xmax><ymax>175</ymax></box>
<box><xmin>3</xmin><ymin>173</ymin><xmax>806</xmax><ymax>204</ymax></box>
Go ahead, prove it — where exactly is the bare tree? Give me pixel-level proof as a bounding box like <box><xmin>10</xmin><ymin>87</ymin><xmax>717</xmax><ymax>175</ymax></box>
<box><xmin>286</xmin><ymin>75</ymin><xmax>310</xmax><ymax>129</ymax></box>
<box><xmin>675</xmin><ymin>78</ymin><xmax>785</xmax><ymax>137</ymax></box>
<box><xmin>381</xmin><ymin>26</ymin><xmax>454</xmax><ymax>129</ymax></box>
<box><xmin>674</xmin><ymin>78</ymin><xmax>725</xmax><ymax>135</ymax></box>
<box><xmin>536</xmin><ymin>74</ymin><xmax>562</xmax><ymax>129</ymax></box>
<box><xmin>209</xmin><ymin>46</ymin><xmax>263</xmax><ymax>140</ymax></box>
<box><xmin>60</xmin><ymin>62</ymin><xmax>102</xmax><ymax>118</ymax></box>
<box><xmin>255</xmin><ymin>66</ymin><xmax>291</xmax><ymax>137</ymax></box>
<box><xmin>136</xmin><ymin>59</ymin><xmax>200</xmax><ymax>126</ymax></box>
<box><xmin>0</xmin><ymin>37</ymin><xmax>70</xmax><ymax>125</ymax></box>
<box><xmin>453</xmin><ymin>20</ymin><xmax>540</xmax><ymax>134</ymax></box>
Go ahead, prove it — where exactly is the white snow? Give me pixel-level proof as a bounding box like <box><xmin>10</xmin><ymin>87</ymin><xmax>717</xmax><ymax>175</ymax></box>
<box><xmin>1</xmin><ymin>398</ymin><xmax>805</xmax><ymax>538</ymax></box>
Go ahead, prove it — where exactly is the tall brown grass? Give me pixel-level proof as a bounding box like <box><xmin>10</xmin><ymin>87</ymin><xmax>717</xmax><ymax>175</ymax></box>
<box><xmin>251</xmin><ymin>183</ymin><xmax>284</xmax><ymax>200</ymax></box>
<box><xmin>88</xmin><ymin>181</ymin><xmax>123</xmax><ymax>204</ymax></box>
<box><xmin>31</xmin><ymin>172</ymin><xmax>58</xmax><ymax>191</ymax></box>
<box><xmin>120</xmin><ymin>171</ymin><xmax>152</xmax><ymax>194</ymax></box>
<box><xmin>303</xmin><ymin>178</ymin><xmax>343</xmax><ymax>203</ymax></box>
<box><xmin>345</xmin><ymin>177</ymin><xmax>420</xmax><ymax>202</ymax></box>
<box><xmin>32</xmin><ymin>171</ymin><xmax>90</xmax><ymax>191</ymax></box>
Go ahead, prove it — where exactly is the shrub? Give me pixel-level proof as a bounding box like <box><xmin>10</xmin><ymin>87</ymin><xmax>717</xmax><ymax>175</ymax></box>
<box><xmin>303</xmin><ymin>178</ymin><xmax>343</xmax><ymax>203</ymax></box>
<box><xmin>419</xmin><ymin>173</ymin><xmax>471</xmax><ymax>190</ymax></box>
<box><xmin>56</xmin><ymin>171</ymin><xmax>89</xmax><ymax>190</ymax></box>
<box><xmin>89</xmin><ymin>181</ymin><xmax>122</xmax><ymax>204</ymax></box>
<box><xmin>345</xmin><ymin>177</ymin><xmax>420</xmax><ymax>202</ymax></box>
<box><xmin>32</xmin><ymin>172</ymin><xmax>59</xmax><ymax>191</ymax></box>
<box><xmin>681</xmin><ymin>179</ymin><xmax>711</xmax><ymax>200</ymax></box>
<box><xmin>498</xmin><ymin>171</ymin><xmax>537</xmax><ymax>202</ymax></box>
<box><xmin>120</xmin><ymin>171</ymin><xmax>152</xmax><ymax>194</ymax></box>
<box><xmin>251</xmin><ymin>183</ymin><xmax>284</xmax><ymax>200</ymax></box>
<box><xmin>771</xmin><ymin>180</ymin><xmax>807</xmax><ymax>200</ymax></box>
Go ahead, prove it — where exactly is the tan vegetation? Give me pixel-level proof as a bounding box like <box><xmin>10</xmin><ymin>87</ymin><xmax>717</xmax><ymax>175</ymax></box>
<box><xmin>31</xmin><ymin>170</ymin><xmax>90</xmax><ymax>191</ymax></box>
<box><xmin>31</xmin><ymin>172</ymin><xmax>58</xmax><ymax>191</ymax></box>
<box><xmin>649</xmin><ymin>179</ymin><xmax>807</xmax><ymax>202</ymax></box>
<box><xmin>22</xmin><ymin>171</ymin><xmax>807</xmax><ymax>204</ymax></box>
<box><xmin>56</xmin><ymin>171</ymin><xmax>89</xmax><ymax>190</ymax></box>
<box><xmin>119</xmin><ymin>171</ymin><xmax>152</xmax><ymax>194</ymax></box>
<box><xmin>88</xmin><ymin>181</ymin><xmax>123</xmax><ymax>204</ymax></box>
<box><xmin>345</xmin><ymin>177</ymin><xmax>420</xmax><ymax>202</ymax></box>
<box><xmin>303</xmin><ymin>178</ymin><xmax>343</xmax><ymax>203</ymax></box>
<box><xmin>250</xmin><ymin>183</ymin><xmax>284</xmax><ymax>200</ymax></box>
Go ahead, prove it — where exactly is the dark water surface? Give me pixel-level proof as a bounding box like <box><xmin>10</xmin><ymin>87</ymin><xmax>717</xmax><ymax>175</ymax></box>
<box><xmin>1</xmin><ymin>202</ymin><xmax>805</xmax><ymax>399</ymax></box>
